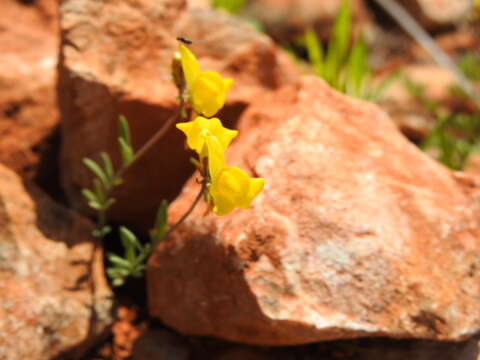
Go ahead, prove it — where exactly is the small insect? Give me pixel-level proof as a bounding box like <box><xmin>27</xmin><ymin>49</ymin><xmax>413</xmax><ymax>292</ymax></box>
<box><xmin>177</xmin><ymin>37</ymin><xmax>192</xmax><ymax>45</ymax></box>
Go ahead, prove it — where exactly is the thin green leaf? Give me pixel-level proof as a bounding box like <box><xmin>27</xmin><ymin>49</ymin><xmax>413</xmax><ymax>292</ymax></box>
<box><xmin>100</xmin><ymin>152</ymin><xmax>114</xmax><ymax>181</ymax></box>
<box><xmin>324</xmin><ymin>0</ymin><xmax>351</xmax><ymax>87</ymax></box>
<box><xmin>131</xmin><ymin>264</ymin><xmax>146</xmax><ymax>278</ymax></box>
<box><xmin>111</xmin><ymin>277</ymin><xmax>125</xmax><ymax>287</ymax></box>
<box><xmin>107</xmin><ymin>253</ymin><xmax>132</xmax><ymax>269</ymax></box>
<box><xmin>118</xmin><ymin>115</ymin><xmax>131</xmax><ymax>145</ymax></box>
<box><xmin>152</xmin><ymin>200</ymin><xmax>168</xmax><ymax>243</ymax></box>
<box><xmin>346</xmin><ymin>36</ymin><xmax>367</xmax><ymax>97</ymax></box>
<box><xmin>119</xmin><ymin>226</ymin><xmax>141</xmax><ymax>263</ymax></box>
<box><xmin>103</xmin><ymin>198</ymin><xmax>116</xmax><ymax>211</ymax></box>
<box><xmin>93</xmin><ymin>225</ymin><xmax>111</xmax><ymax>238</ymax></box>
<box><xmin>93</xmin><ymin>178</ymin><xmax>106</xmax><ymax>205</ymax></box>
<box><xmin>83</xmin><ymin>158</ymin><xmax>110</xmax><ymax>188</ymax></box>
<box><xmin>82</xmin><ymin>188</ymin><xmax>98</xmax><ymax>203</ymax></box>
<box><xmin>304</xmin><ymin>28</ymin><xmax>323</xmax><ymax>76</ymax></box>
<box><xmin>333</xmin><ymin>0</ymin><xmax>351</xmax><ymax>60</ymax></box>
<box><xmin>107</xmin><ymin>267</ymin><xmax>129</xmax><ymax>276</ymax></box>
<box><xmin>82</xmin><ymin>187</ymin><xmax>105</xmax><ymax>211</ymax></box>
<box><xmin>120</xmin><ymin>226</ymin><xmax>141</xmax><ymax>249</ymax></box>
<box><xmin>107</xmin><ymin>267</ymin><xmax>130</xmax><ymax>278</ymax></box>
<box><xmin>87</xmin><ymin>201</ymin><xmax>103</xmax><ymax>211</ymax></box>
<box><xmin>118</xmin><ymin>137</ymin><xmax>134</xmax><ymax>166</ymax></box>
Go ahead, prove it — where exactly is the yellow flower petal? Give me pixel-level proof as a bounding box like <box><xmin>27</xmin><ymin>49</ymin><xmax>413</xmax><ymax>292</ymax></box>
<box><xmin>209</xmin><ymin>166</ymin><xmax>265</xmax><ymax>216</ymax></box>
<box><xmin>205</xmin><ymin>133</ymin><xmax>226</xmax><ymax>182</ymax></box>
<box><xmin>223</xmin><ymin>78</ymin><xmax>234</xmax><ymax>93</ymax></box>
<box><xmin>179</xmin><ymin>44</ymin><xmax>201</xmax><ymax>91</ymax></box>
<box><xmin>207</xmin><ymin>117</ymin><xmax>237</xmax><ymax>150</ymax></box>
<box><xmin>178</xmin><ymin>45</ymin><xmax>233</xmax><ymax>117</ymax></box>
<box><xmin>245</xmin><ymin>178</ymin><xmax>265</xmax><ymax>208</ymax></box>
<box><xmin>192</xmin><ymin>71</ymin><xmax>234</xmax><ymax>117</ymax></box>
<box><xmin>176</xmin><ymin>116</ymin><xmax>238</xmax><ymax>157</ymax></box>
<box><xmin>176</xmin><ymin>120</ymin><xmax>202</xmax><ymax>154</ymax></box>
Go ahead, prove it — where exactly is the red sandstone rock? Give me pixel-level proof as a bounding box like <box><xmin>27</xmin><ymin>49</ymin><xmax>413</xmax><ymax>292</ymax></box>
<box><xmin>0</xmin><ymin>164</ymin><xmax>112</xmax><ymax>359</ymax></box>
<box><xmin>147</xmin><ymin>76</ymin><xmax>480</xmax><ymax>345</ymax></box>
<box><xmin>0</xmin><ymin>0</ymin><xmax>59</xmax><ymax>179</ymax></box>
<box><xmin>58</xmin><ymin>0</ymin><xmax>299</xmax><ymax>231</ymax></box>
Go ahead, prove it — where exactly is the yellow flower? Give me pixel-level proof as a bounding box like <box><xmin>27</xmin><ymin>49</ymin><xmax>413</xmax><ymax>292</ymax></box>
<box><xmin>176</xmin><ymin>117</ymin><xmax>264</xmax><ymax>216</ymax></box>
<box><xmin>176</xmin><ymin>116</ymin><xmax>238</xmax><ymax>157</ymax></box>
<box><xmin>179</xmin><ymin>44</ymin><xmax>233</xmax><ymax>117</ymax></box>
<box><xmin>174</xmin><ymin>51</ymin><xmax>264</xmax><ymax>216</ymax></box>
<box><xmin>209</xmin><ymin>166</ymin><xmax>264</xmax><ymax>216</ymax></box>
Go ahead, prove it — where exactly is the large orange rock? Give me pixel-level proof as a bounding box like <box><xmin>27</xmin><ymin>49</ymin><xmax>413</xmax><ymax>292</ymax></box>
<box><xmin>0</xmin><ymin>164</ymin><xmax>112</xmax><ymax>359</ymax></box>
<box><xmin>58</xmin><ymin>0</ymin><xmax>299</xmax><ymax>231</ymax></box>
<box><xmin>147</xmin><ymin>76</ymin><xmax>480</xmax><ymax>345</ymax></box>
<box><xmin>0</xmin><ymin>0</ymin><xmax>59</xmax><ymax>179</ymax></box>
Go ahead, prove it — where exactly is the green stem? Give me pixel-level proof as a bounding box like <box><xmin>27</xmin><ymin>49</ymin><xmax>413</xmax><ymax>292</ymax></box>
<box><xmin>161</xmin><ymin>180</ymin><xmax>207</xmax><ymax>241</ymax></box>
<box><xmin>160</xmin><ymin>154</ymin><xmax>211</xmax><ymax>240</ymax></box>
<box><xmin>115</xmin><ymin>97</ymin><xmax>186</xmax><ymax>181</ymax></box>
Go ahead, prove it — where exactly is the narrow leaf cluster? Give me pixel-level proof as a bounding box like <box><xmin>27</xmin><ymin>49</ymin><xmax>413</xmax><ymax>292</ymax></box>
<box><xmin>301</xmin><ymin>0</ymin><xmax>397</xmax><ymax>101</ymax></box>
<box><xmin>81</xmin><ymin>116</ymin><xmax>169</xmax><ymax>286</ymax></box>
<box><xmin>118</xmin><ymin>115</ymin><xmax>134</xmax><ymax>166</ymax></box>
<box><xmin>107</xmin><ymin>227</ymin><xmax>152</xmax><ymax>287</ymax></box>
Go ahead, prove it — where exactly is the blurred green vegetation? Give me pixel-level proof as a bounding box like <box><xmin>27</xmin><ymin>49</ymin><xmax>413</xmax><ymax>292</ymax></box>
<box><xmin>211</xmin><ymin>0</ymin><xmax>246</xmax><ymax>14</ymax></box>
<box><xmin>83</xmin><ymin>116</ymin><xmax>169</xmax><ymax>287</ymax></box>
<box><xmin>210</xmin><ymin>0</ymin><xmax>263</xmax><ymax>31</ymax></box>
<box><xmin>211</xmin><ymin>0</ymin><xmax>480</xmax><ymax>171</ymax></box>
<box><xmin>409</xmin><ymin>52</ymin><xmax>480</xmax><ymax>170</ymax></box>
<box><xmin>299</xmin><ymin>0</ymin><xmax>396</xmax><ymax>101</ymax></box>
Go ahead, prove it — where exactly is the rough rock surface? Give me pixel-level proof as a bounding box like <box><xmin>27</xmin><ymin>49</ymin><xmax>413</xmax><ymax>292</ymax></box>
<box><xmin>0</xmin><ymin>164</ymin><xmax>112</xmax><ymax>359</ymax></box>
<box><xmin>398</xmin><ymin>0</ymin><xmax>473</xmax><ymax>29</ymax></box>
<box><xmin>0</xmin><ymin>0</ymin><xmax>59</xmax><ymax>179</ymax></box>
<box><xmin>243</xmin><ymin>0</ymin><xmax>372</xmax><ymax>43</ymax></box>
<box><xmin>59</xmin><ymin>0</ymin><xmax>299</xmax><ymax>231</ymax></box>
<box><xmin>148</xmin><ymin>76</ymin><xmax>480</xmax><ymax>345</ymax></box>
